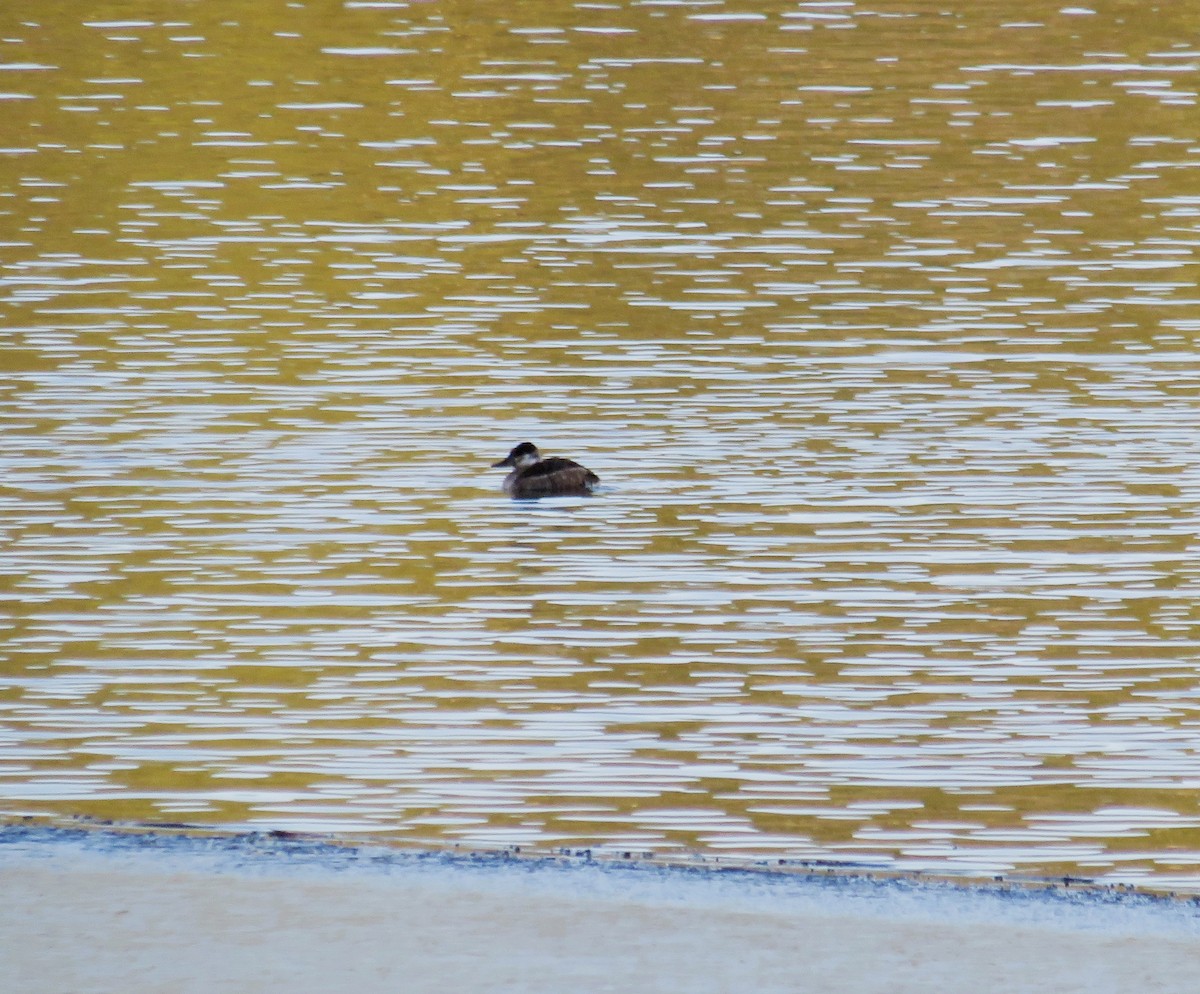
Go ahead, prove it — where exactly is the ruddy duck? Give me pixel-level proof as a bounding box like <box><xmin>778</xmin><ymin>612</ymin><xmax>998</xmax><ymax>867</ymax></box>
<box><xmin>491</xmin><ymin>442</ymin><xmax>600</xmax><ymax>499</ymax></box>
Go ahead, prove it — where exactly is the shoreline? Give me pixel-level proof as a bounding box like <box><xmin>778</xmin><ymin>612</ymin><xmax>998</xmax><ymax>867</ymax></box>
<box><xmin>2</xmin><ymin>815</ymin><xmax>1196</xmax><ymax>907</ymax></box>
<box><xmin>4</xmin><ymin>819</ymin><xmax>1199</xmax><ymax>994</ymax></box>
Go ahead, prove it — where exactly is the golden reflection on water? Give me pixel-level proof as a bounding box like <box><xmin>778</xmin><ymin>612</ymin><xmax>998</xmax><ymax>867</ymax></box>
<box><xmin>3</xmin><ymin>0</ymin><xmax>1200</xmax><ymax>890</ymax></box>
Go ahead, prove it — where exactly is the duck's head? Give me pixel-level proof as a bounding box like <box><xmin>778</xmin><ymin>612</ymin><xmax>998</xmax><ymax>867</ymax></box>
<box><xmin>492</xmin><ymin>441</ymin><xmax>540</xmax><ymax>469</ymax></box>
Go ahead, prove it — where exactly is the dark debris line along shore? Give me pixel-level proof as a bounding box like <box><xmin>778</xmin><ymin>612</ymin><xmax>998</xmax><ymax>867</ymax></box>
<box><xmin>3</xmin><ymin>817</ymin><xmax>1197</xmax><ymax>914</ymax></box>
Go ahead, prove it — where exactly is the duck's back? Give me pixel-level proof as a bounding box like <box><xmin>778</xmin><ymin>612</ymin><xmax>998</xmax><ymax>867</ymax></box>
<box><xmin>509</xmin><ymin>458</ymin><xmax>599</xmax><ymax>498</ymax></box>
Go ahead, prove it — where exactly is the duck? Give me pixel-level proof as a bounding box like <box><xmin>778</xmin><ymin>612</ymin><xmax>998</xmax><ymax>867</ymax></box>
<box><xmin>491</xmin><ymin>442</ymin><xmax>600</xmax><ymax>499</ymax></box>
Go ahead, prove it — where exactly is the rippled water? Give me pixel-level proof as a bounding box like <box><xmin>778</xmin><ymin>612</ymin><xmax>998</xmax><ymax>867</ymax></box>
<box><xmin>4</xmin><ymin>1</ymin><xmax>1200</xmax><ymax>891</ymax></box>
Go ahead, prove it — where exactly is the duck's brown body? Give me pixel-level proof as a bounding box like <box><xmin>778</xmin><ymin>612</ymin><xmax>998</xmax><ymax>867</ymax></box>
<box><xmin>492</xmin><ymin>443</ymin><xmax>600</xmax><ymax>499</ymax></box>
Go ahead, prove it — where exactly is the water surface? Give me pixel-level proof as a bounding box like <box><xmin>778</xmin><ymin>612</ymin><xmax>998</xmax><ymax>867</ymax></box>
<box><xmin>3</xmin><ymin>0</ymin><xmax>1200</xmax><ymax>891</ymax></box>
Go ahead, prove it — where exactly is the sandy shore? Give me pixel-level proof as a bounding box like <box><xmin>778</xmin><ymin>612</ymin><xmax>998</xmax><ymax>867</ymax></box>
<box><xmin>2</xmin><ymin>827</ymin><xmax>1198</xmax><ymax>994</ymax></box>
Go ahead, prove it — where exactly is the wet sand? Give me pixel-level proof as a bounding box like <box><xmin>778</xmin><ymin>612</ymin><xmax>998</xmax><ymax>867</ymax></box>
<box><xmin>2</xmin><ymin>828</ymin><xmax>1198</xmax><ymax>994</ymax></box>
